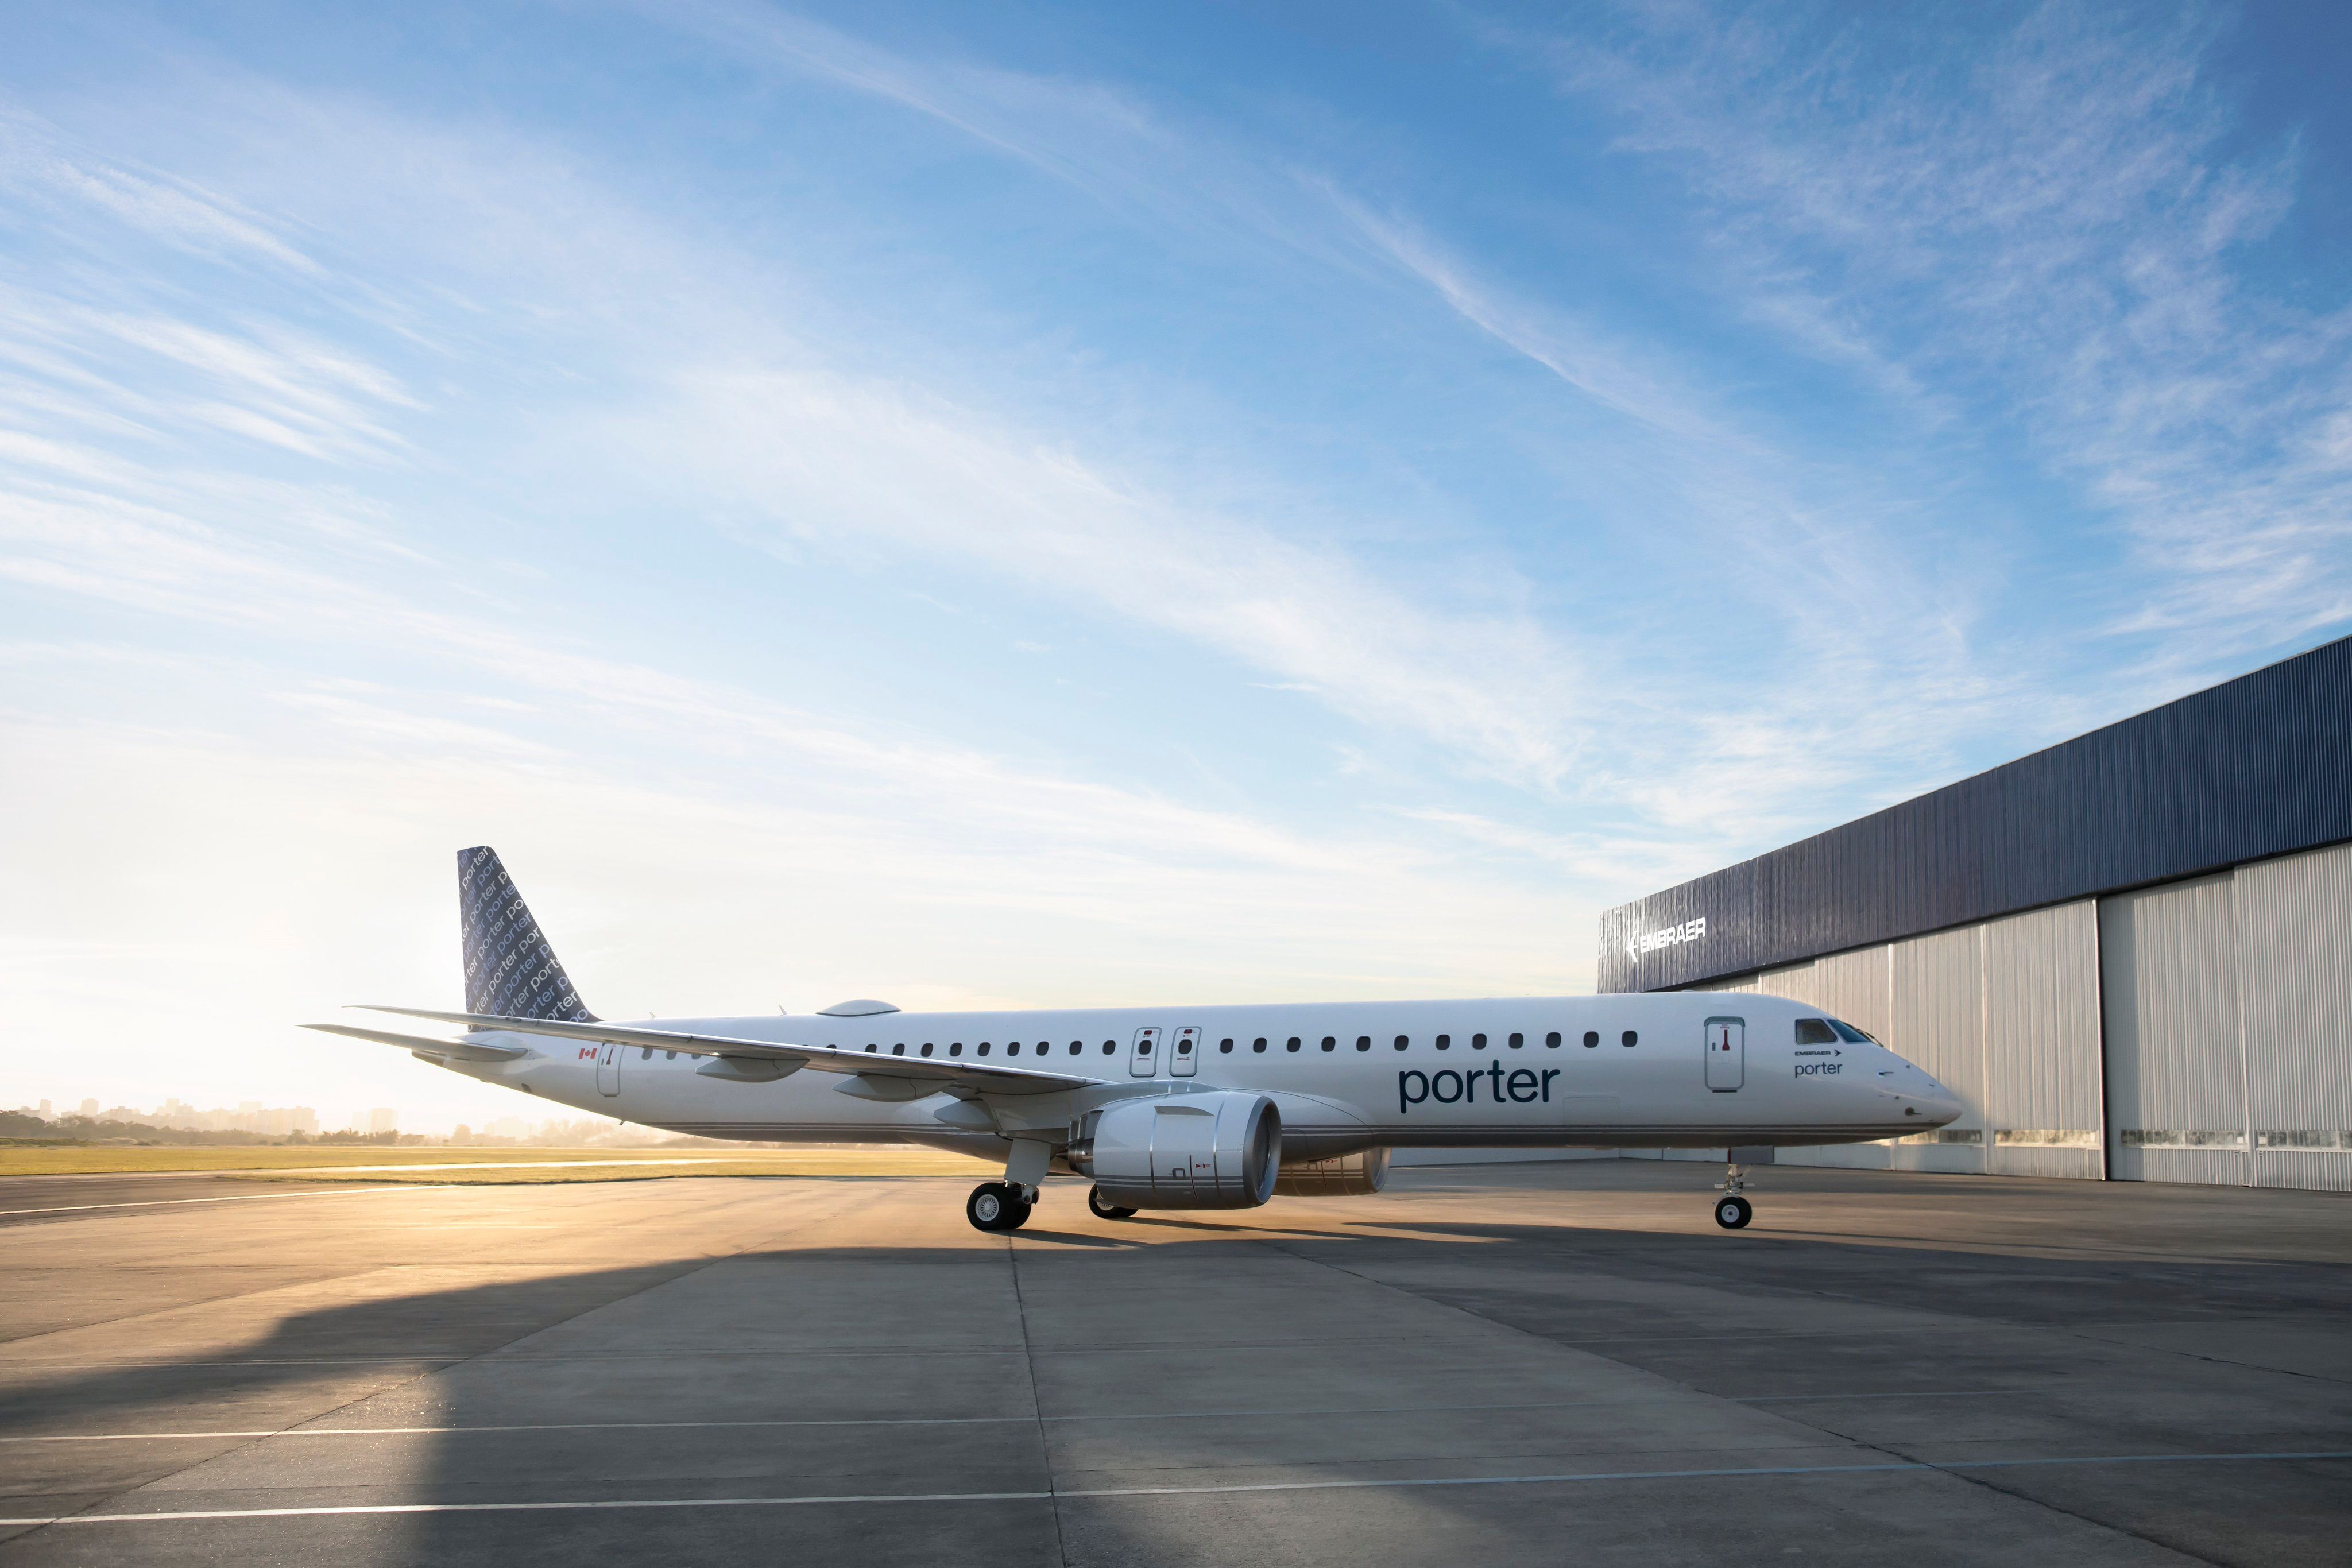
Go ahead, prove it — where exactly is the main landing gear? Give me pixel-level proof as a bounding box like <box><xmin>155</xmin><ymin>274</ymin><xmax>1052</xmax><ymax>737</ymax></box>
<box><xmin>966</xmin><ymin>1182</ymin><xmax>1033</xmax><ymax>1233</ymax></box>
<box><xmin>969</xmin><ymin>1138</ymin><xmax>1053</xmax><ymax>1233</ymax></box>
<box><xmin>1714</xmin><ymin>1162</ymin><xmax>1754</xmax><ymax>1229</ymax></box>
<box><xmin>1088</xmin><ymin>1184</ymin><xmax>1137</xmax><ymax>1221</ymax></box>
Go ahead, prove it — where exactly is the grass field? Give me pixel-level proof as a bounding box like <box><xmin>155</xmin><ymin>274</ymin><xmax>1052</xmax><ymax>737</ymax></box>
<box><xmin>0</xmin><ymin>1145</ymin><xmax>1000</xmax><ymax>1182</ymax></box>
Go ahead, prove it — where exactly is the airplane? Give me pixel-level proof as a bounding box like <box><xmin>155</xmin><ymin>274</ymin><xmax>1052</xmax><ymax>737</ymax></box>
<box><xmin>308</xmin><ymin>847</ymin><xmax>1964</xmax><ymax>1233</ymax></box>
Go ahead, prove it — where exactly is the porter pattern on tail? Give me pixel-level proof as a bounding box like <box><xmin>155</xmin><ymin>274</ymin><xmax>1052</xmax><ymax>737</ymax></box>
<box><xmin>458</xmin><ymin>846</ymin><xmax>597</xmax><ymax>1022</ymax></box>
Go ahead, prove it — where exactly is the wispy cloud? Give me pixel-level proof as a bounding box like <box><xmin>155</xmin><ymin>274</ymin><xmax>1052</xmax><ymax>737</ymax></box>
<box><xmin>637</xmin><ymin>3</ymin><xmax>2147</xmax><ymax>834</ymax></box>
<box><xmin>1519</xmin><ymin>1</ymin><xmax>2352</xmax><ymax>673</ymax></box>
<box><xmin>652</xmin><ymin>0</ymin><xmax>1363</xmax><ymax>269</ymax></box>
<box><xmin>0</xmin><ymin>109</ymin><xmax>320</xmax><ymax>273</ymax></box>
<box><xmin>620</xmin><ymin>364</ymin><xmax>1600</xmax><ymax>791</ymax></box>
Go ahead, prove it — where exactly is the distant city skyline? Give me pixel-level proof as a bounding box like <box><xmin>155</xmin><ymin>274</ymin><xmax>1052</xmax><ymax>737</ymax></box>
<box><xmin>3</xmin><ymin>1093</ymin><xmax>640</xmax><ymax>1143</ymax></box>
<box><xmin>5</xmin><ymin>1</ymin><xmax>2348</xmax><ymax>1128</ymax></box>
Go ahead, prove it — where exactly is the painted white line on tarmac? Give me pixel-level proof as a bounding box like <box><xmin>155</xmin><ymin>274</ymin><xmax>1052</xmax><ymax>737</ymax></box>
<box><xmin>0</xmin><ymin>1389</ymin><xmax>2049</xmax><ymax>1443</ymax></box>
<box><xmin>1731</xmin><ymin>1388</ymin><xmax>2051</xmax><ymax>1403</ymax></box>
<box><xmin>0</xmin><ymin>1186</ymin><xmax>461</xmax><ymax>1217</ymax></box>
<box><xmin>3</xmin><ymin>1450</ymin><xmax>2347</xmax><ymax>1527</ymax></box>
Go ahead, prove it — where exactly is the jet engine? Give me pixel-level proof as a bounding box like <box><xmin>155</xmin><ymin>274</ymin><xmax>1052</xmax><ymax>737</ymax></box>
<box><xmin>1274</xmin><ymin>1146</ymin><xmax>1390</xmax><ymax>1197</ymax></box>
<box><xmin>1075</xmin><ymin>1093</ymin><xmax>1280</xmax><ymax>1209</ymax></box>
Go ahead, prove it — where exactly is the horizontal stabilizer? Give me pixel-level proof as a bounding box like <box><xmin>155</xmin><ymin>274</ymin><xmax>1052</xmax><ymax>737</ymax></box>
<box><xmin>352</xmin><ymin>1006</ymin><xmax>1088</xmax><ymax>1096</ymax></box>
<box><xmin>303</xmin><ymin>1023</ymin><xmax>528</xmax><ymax>1063</ymax></box>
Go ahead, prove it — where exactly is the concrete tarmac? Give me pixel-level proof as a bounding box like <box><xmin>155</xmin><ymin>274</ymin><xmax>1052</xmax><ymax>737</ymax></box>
<box><xmin>1</xmin><ymin>1161</ymin><xmax>2346</xmax><ymax>1566</ymax></box>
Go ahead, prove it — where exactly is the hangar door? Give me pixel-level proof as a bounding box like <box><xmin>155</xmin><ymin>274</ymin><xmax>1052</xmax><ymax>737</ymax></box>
<box><xmin>1704</xmin><ymin>1017</ymin><xmax>1744</xmax><ymax>1091</ymax></box>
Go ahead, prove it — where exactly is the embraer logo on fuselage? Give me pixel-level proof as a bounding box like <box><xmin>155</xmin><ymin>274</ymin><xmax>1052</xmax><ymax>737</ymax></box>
<box><xmin>1626</xmin><ymin>916</ymin><xmax>1705</xmax><ymax>962</ymax></box>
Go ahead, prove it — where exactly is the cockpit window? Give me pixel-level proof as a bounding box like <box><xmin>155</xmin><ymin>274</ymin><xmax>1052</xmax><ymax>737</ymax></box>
<box><xmin>1794</xmin><ymin>1018</ymin><xmax>1836</xmax><ymax>1045</ymax></box>
<box><xmin>1827</xmin><ymin>1019</ymin><xmax>1875</xmax><ymax>1044</ymax></box>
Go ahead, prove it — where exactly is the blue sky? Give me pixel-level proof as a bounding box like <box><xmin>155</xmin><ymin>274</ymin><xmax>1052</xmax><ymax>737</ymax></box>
<box><xmin>4</xmin><ymin>1</ymin><xmax>2347</xmax><ymax>1129</ymax></box>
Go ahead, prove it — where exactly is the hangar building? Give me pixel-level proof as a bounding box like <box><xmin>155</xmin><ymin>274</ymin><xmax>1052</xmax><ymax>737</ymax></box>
<box><xmin>1598</xmin><ymin>634</ymin><xmax>2351</xmax><ymax>1193</ymax></box>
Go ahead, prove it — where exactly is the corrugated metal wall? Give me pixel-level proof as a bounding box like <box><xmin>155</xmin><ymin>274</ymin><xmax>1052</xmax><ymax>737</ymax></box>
<box><xmin>2100</xmin><ymin>873</ymin><xmax>2247</xmax><ymax>1186</ymax></box>
<box><xmin>2232</xmin><ymin>842</ymin><xmax>2352</xmax><ymax>1193</ymax></box>
<box><xmin>1601</xmin><ymin>634</ymin><xmax>2352</xmax><ymax>993</ymax></box>
<box><xmin>1887</xmin><ymin>926</ymin><xmax>1986</xmax><ymax>1174</ymax></box>
<box><xmin>1982</xmin><ymin>901</ymin><xmax>2103</xmax><ymax>1179</ymax></box>
<box><xmin>1755</xmin><ymin>963</ymin><xmax>1818</xmax><ymax>1005</ymax></box>
<box><xmin>1670</xmin><ymin>849</ymin><xmax>2348</xmax><ymax>1191</ymax></box>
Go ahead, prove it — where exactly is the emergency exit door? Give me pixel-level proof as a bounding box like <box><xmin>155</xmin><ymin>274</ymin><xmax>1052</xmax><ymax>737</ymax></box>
<box><xmin>596</xmin><ymin>1042</ymin><xmax>622</xmax><ymax>1097</ymax></box>
<box><xmin>1129</xmin><ymin>1027</ymin><xmax>1162</xmax><ymax>1077</ymax></box>
<box><xmin>1703</xmin><ymin>1017</ymin><xmax>1743</xmax><ymax>1091</ymax></box>
<box><xmin>1170</xmin><ymin>1027</ymin><xmax>1201</xmax><ymax>1077</ymax></box>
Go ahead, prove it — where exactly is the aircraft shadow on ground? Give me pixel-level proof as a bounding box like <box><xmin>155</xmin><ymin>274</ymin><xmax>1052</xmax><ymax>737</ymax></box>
<box><xmin>4</xmin><ymin>1222</ymin><xmax>2348</xmax><ymax>1566</ymax></box>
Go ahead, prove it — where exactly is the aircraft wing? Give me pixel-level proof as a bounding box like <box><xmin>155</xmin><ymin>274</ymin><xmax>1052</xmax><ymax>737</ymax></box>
<box><xmin>346</xmin><ymin>1006</ymin><xmax>1091</xmax><ymax>1096</ymax></box>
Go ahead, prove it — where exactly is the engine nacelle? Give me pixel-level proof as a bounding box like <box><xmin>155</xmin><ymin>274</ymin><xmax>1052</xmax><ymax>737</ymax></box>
<box><xmin>1274</xmin><ymin>1146</ymin><xmax>1390</xmax><ymax>1197</ymax></box>
<box><xmin>1081</xmin><ymin>1093</ymin><xmax>1280</xmax><ymax>1209</ymax></box>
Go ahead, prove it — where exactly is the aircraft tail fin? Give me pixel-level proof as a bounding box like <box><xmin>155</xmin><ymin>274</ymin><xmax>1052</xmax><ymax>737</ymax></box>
<box><xmin>458</xmin><ymin>846</ymin><xmax>597</xmax><ymax>1023</ymax></box>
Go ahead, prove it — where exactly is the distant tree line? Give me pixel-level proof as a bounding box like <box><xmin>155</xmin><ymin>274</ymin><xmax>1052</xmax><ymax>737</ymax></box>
<box><xmin>0</xmin><ymin>1112</ymin><xmax>425</xmax><ymax>1147</ymax></box>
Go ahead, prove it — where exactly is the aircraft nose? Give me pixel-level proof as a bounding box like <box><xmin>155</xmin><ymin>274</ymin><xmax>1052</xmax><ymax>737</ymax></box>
<box><xmin>1902</xmin><ymin>1071</ymin><xmax>1962</xmax><ymax>1128</ymax></box>
<box><xmin>1882</xmin><ymin>1055</ymin><xmax>1961</xmax><ymax>1128</ymax></box>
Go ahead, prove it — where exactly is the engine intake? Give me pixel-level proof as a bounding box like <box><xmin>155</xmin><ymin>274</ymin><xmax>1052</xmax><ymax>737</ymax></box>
<box><xmin>1083</xmin><ymin>1093</ymin><xmax>1280</xmax><ymax>1209</ymax></box>
<box><xmin>1275</xmin><ymin>1146</ymin><xmax>1390</xmax><ymax>1197</ymax></box>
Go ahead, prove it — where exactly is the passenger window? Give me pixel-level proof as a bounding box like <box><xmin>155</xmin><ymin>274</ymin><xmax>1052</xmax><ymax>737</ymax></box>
<box><xmin>1070</xmin><ymin>1041</ymin><xmax>1082</xmax><ymax>1055</ymax></box>
<box><xmin>1471</xmin><ymin>1033</ymin><xmax>1487</xmax><ymax>1050</ymax></box>
<box><xmin>1356</xmin><ymin>1035</ymin><xmax>1371</xmax><ymax>1051</ymax></box>
<box><xmin>1253</xmin><ymin>1037</ymin><xmax>1268</xmax><ymax>1053</ymax></box>
<box><xmin>1008</xmin><ymin>1042</ymin><xmax>1022</xmax><ymax>1056</ymax></box>
<box><xmin>921</xmin><ymin>1043</ymin><xmax>934</xmax><ymax>1057</ymax></box>
<box><xmin>1103</xmin><ymin>1040</ymin><xmax>1116</xmax><ymax>1054</ymax></box>
<box><xmin>892</xmin><ymin>1043</ymin><xmax>906</xmax><ymax>1055</ymax></box>
<box><xmin>666</xmin><ymin>1050</ymin><xmax>677</xmax><ymax>1060</ymax></box>
<box><xmin>1321</xmin><ymin>1036</ymin><xmax>1336</xmax><ymax>1052</ymax></box>
<box><xmin>1582</xmin><ymin>1031</ymin><xmax>1599</xmax><ymax>1048</ymax></box>
<box><xmin>1622</xmin><ymin>1031</ymin><xmax>1638</xmax><ymax>1047</ymax></box>
<box><xmin>1436</xmin><ymin>1033</ymin><xmax>1450</xmax><ymax>1051</ymax></box>
<box><xmin>1220</xmin><ymin>1037</ymin><xmax>1235</xmax><ymax>1053</ymax></box>
<box><xmin>950</xmin><ymin>1042</ymin><xmax>963</xmax><ymax>1056</ymax></box>
<box><xmin>977</xmin><ymin>1043</ymin><xmax>991</xmax><ymax>1056</ymax></box>
<box><xmin>640</xmin><ymin>1047</ymin><xmax>652</xmax><ymax>1060</ymax></box>
<box><xmin>1794</xmin><ymin>1018</ymin><xmax>1837</xmax><ymax>1045</ymax></box>
<box><xmin>1285</xmin><ymin>1036</ymin><xmax>1301</xmax><ymax>1052</ymax></box>
<box><xmin>864</xmin><ymin>1043</ymin><xmax>877</xmax><ymax>1053</ymax></box>
<box><xmin>1394</xmin><ymin>1035</ymin><xmax>1409</xmax><ymax>1051</ymax></box>
<box><xmin>1507</xmin><ymin>1033</ymin><xmax>1522</xmax><ymax>1050</ymax></box>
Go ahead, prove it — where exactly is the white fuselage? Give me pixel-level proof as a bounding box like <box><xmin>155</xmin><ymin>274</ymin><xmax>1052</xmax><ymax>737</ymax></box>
<box><xmin>439</xmin><ymin>992</ymin><xmax>1960</xmax><ymax>1158</ymax></box>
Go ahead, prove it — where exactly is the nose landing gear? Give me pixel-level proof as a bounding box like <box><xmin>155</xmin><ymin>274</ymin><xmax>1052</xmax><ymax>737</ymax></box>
<box><xmin>966</xmin><ymin>1181</ymin><xmax>1034</xmax><ymax>1233</ymax></box>
<box><xmin>1713</xmin><ymin>1162</ymin><xmax>1754</xmax><ymax>1229</ymax></box>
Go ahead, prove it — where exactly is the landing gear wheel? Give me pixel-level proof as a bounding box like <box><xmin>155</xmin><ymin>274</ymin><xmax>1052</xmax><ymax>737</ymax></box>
<box><xmin>1003</xmin><ymin>1193</ymin><xmax>1034</xmax><ymax>1230</ymax></box>
<box><xmin>1714</xmin><ymin>1195</ymin><xmax>1753</xmax><ymax>1230</ymax></box>
<box><xmin>968</xmin><ymin>1182</ymin><xmax>1019</xmax><ymax>1232</ymax></box>
<box><xmin>1088</xmin><ymin>1184</ymin><xmax>1137</xmax><ymax>1221</ymax></box>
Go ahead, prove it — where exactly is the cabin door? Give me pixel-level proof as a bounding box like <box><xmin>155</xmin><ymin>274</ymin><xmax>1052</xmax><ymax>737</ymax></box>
<box><xmin>1703</xmin><ymin>1017</ymin><xmax>1744</xmax><ymax>1092</ymax></box>
<box><xmin>596</xmin><ymin>1042</ymin><xmax>622</xmax><ymax>1097</ymax></box>
<box><xmin>1170</xmin><ymin>1027</ymin><xmax>1202</xmax><ymax>1077</ymax></box>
